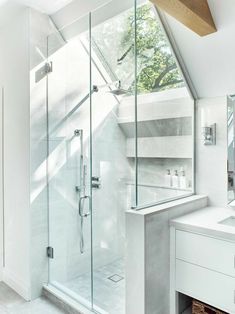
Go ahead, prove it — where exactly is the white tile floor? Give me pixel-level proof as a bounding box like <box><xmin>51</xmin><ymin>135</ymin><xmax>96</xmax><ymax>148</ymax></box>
<box><xmin>0</xmin><ymin>282</ymin><xmax>67</xmax><ymax>314</ymax></box>
<box><xmin>64</xmin><ymin>259</ymin><xmax>125</xmax><ymax>314</ymax></box>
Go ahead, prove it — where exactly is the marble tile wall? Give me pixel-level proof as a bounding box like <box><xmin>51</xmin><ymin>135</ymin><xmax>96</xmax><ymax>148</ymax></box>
<box><xmin>92</xmin><ymin>108</ymin><xmax>132</xmax><ymax>271</ymax></box>
<box><xmin>129</xmin><ymin>158</ymin><xmax>192</xmax><ymax>187</ymax></box>
<box><xmin>118</xmin><ymin>88</ymin><xmax>194</xmax><ymax>208</ymax></box>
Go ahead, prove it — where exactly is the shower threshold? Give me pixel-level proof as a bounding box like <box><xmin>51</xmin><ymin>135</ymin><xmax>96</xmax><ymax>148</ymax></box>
<box><xmin>43</xmin><ymin>284</ymin><xmax>108</xmax><ymax>314</ymax></box>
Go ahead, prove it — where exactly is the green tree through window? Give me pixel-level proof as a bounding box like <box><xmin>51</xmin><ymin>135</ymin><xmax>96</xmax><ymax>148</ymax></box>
<box><xmin>91</xmin><ymin>2</ymin><xmax>185</xmax><ymax>94</ymax></box>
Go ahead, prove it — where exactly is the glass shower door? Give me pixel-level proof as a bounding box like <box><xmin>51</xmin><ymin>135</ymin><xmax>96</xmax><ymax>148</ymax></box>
<box><xmin>90</xmin><ymin>2</ymin><xmax>136</xmax><ymax>313</ymax></box>
<box><xmin>45</xmin><ymin>1</ymin><xmax>194</xmax><ymax>312</ymax></box>
<box><xmin>46</xmin><ymin>14</ymin><xmax>93</xmax><ymax>309</ymax></box>
<box><xmin>46</xmin><ymin>3</ymin><xmax>137</xmax><ymax>313</ymax></box>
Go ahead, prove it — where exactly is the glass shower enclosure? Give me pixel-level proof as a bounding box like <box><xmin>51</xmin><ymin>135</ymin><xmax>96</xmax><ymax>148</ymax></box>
<box><xmin>46</xmin><ymin>1</ymin><xmax>194</xmax><ymax>313</ymax></box>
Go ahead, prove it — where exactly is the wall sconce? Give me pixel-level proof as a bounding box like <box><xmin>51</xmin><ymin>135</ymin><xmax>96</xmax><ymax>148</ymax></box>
<box><xmin>202</xmin><ymin>123</ymin><xmax>216</xmax><ymax>145</ymax></box>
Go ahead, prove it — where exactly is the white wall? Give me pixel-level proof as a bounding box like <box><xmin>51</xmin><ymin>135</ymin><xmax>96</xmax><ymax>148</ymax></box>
<box><xmin>52</xmin><ymin>0</ymin><xmax>111</xmax><ymax>29</ymax></box>
<box><xmin>0</xmin><ymin>5</ymin><xmax>59</xmax><ymax>301</ymax></box>
<box><xmin>196</xmin><ymin>97</ymin><xmax>228</xmax><ymax>206</ymax></box>
<box><xmin>15</xmin><ymin>0</ymin><xmax>74</xmax><ymax>15</ymax></box>
<box><xmin>51</xmin><ymin>0</ymin><xmax>142</xmax><ymax>42</ymax></box>
<box><xmin>163</xmin><ymin>0</ymin><xmax>235</xmax><ymax>98</ymax></box>
<box><xmin>0</xmin><ymin>88</ymin><xmax>3</xmax><ymax>281</ymax></box>
<box><xmin>0</xmin><ymin>6</ymin><xmax>31</xmax><ymax>300</ymax></box>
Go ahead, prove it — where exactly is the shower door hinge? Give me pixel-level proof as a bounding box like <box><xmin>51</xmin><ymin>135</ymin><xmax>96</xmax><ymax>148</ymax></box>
<box><xmin>47</xmin><ymin>246</ymin><xmax>54</xmax><ymax>259</ymax></box>
<box><xmin>35</xmin><ymin>62</ymin><xmax>53</xmax><ymax>83</ymax></box>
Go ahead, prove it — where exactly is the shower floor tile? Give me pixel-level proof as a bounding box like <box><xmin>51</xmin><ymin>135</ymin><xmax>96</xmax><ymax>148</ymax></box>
<box><xmin>64</xmin><ymin>258</ymin><xmax>125</xmax><ymax>314</ymax></box>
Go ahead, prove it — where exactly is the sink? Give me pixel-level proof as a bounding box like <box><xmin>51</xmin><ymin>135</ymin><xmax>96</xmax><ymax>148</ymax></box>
<box><xmin>218</xmin><ymin>216</ymin><xmax>235</xmax><ymax>227</ymax></box>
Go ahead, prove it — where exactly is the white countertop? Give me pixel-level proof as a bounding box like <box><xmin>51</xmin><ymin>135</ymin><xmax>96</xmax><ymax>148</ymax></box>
<box><xmin>170</xmin><ymin>206</ymin><xmax>235</xmax><ymax>241</ymax></box>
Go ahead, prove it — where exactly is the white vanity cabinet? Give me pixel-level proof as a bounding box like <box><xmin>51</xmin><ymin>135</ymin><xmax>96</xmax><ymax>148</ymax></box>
<box><xmin>170</xmin><ymin>227</ymin><xmax>235</xmax><ymax>314</ymax></box>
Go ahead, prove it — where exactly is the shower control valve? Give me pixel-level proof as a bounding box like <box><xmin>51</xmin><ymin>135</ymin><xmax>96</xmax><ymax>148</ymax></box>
<box><xmin>92</xmin><ymin>176</ymin><xmax>100</xmax><ymax>182</ymax></box>
<box><xmin>92</xmin><ymin>183</ymin><xmax>101</xmax><ymax>189</ymax></box>
<box><xmin>74</xmin><ymin>129</ymin><xmax>82</xmax><ymax>137</ymax></box>
<box><xmin>92</xmin><ymin>176</ymin><xmax>101</xmax><ymax>189</ymax></box>
<box><xmin>75</xmin><ymin>185</ymin><xmax>81</xmax><ymax>193</ymax></box>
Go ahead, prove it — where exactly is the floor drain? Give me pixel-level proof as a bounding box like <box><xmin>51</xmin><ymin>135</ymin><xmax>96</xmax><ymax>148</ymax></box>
<box><xmin>108</xmin><ymin>274</ymin><xmax>124</xmax><ymax>283</ymax></box>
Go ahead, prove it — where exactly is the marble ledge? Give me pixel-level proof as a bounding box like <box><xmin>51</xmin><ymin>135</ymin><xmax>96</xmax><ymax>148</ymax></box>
<box><xmin>170</xmin><ymin>206</ymin><xmax>235</xmax><ymax>242</ymax></box>
<box><xmin>126</xmin><ymin>194</ymin><xmax>208</xmax><ymax>217</ymax></box>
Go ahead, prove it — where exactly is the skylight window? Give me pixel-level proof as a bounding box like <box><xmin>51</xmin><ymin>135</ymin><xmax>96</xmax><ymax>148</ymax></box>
<box><xmin>91</xmin><ymin>2</ymin><xmax>186</xmax><ymax>95</ymax></box>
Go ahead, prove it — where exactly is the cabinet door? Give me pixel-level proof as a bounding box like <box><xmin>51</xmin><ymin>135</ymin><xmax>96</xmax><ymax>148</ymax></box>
<box><xmin>176</xmin><ymin>230</ymin><xmax>235</xmax><ymax>277</ymax></box>
<box><xmin>176</xmin><ymin>259</ymin><xmax>235</xmax><ymax>313</ymax></box>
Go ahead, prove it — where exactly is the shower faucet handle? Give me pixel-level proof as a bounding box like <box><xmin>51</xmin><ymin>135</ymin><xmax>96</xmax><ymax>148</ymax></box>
<box><xmin>92</xmin><ymin>183</ymin><xmax>101</xmax><ymax>189</ymax></box>
<box><xmin>92</xmin><ymin>176</ymin><xmax>100</xmax><ymax>182</ymax></box>
<box><xmin>75</xmin><ymin>186</ymin><xmax>81</xmax><ymax>192</ymax></box>
<box><xmin>74</xmin><ymin>129</ymin><xmax>82</xmax><ymax>136</ymax></box>
<box><xmin>92</xmin><ymin>176</ymin><xmax>101</xmax><ymax>189</ymax></box>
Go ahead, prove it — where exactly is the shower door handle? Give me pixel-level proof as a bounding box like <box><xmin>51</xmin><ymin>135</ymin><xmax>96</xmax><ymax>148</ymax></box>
<box><xmin>79</xmin><ymin>195</ymin><xmax>91</xmax><ymax>218</ymax></box>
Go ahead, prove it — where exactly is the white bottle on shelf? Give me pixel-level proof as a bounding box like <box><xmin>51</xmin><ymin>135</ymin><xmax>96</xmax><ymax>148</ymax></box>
<box><xmin>172</xmin><ymin>170</ymin><xmax>180</xmax><ymax>188</ymax></box>
<box><xmin>165</xmin><ymin>169</ymin><xmax>172</xmax><ymax>187</ymax></box>
<box><xmin>179</xmin><ymin>170</ymin><xmax>187</xmax><ymax>189</ymax></box>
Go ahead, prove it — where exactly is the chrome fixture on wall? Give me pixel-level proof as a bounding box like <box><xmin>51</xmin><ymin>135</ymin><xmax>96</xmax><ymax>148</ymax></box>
<box><xmin>93</xmin><ymin>80</ymin><xmax>128</xmax><ymax>96</ymax></box>
<box><xmin>202</xmin><ymin>123</ymin><xmax>216</xmax><ymax>145</ymax></box>
<box><xmin>92</xmin><ymin>176</ymin><xmax>101</xmax><ymax>189</ymax></box>
<box><xmin>74</xmin><ymin>129</ymin><xmax>90</xmax><ymax>254</ymax></box>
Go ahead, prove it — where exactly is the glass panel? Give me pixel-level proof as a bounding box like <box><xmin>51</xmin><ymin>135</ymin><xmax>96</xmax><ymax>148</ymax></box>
<box><xmin>136</xmin><ymin>1</ymin><xmax>194</xmax><ymax>207</ymax></box>
<box><xmin>47</xmin><ymin>14</ymin><xmax>93</xmax><ymax>308</ymax></box>
<box><xmin>46</xmin><ymin>1</ymin><xmax>195</xmax><ymax>313</ymax></box>
<box><xmin>90</xmin><ymin>2</ymin><xmax>136</xmax><ymax>313</ymax></box>
<box><xmin>90</xmin><ymin>6</ymin><xmax>135</xmax><ymax>94</ymax></box>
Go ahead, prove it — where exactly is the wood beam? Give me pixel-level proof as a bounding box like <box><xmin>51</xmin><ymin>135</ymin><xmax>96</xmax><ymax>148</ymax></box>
<box><xmin>150</xmin><ymin>0</ymin><xmax>217</xmax><ymax>36</ymax></box>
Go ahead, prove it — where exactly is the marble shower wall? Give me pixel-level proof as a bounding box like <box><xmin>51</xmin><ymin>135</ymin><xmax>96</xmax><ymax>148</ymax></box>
<box><xmin>118</xmin><ymin>89</ymin><xmax>194</xmax><ymax>207</ymax></box>
<box><xmin>92</xmin><ymin>106</ymin><xmax>132</xmax><ymax>270</ymax></box>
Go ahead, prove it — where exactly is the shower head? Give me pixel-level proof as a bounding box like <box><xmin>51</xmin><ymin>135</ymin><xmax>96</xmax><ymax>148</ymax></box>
<box><xmin>108</xmin><ymin>81</ymin><xmax>128</xmax><ymax>96</ymax></box>
<box><xmin>108</xmin><ymin>88</ymin><xmax>128</xmax><ymax>96</ymax></box>
<box><xmin>94</xmin><ymin>80</ymin><xmax>128</xmax><ymax>96</ymax></box>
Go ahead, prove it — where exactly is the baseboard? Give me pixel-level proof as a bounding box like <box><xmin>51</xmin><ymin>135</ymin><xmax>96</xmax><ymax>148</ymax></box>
<box><xmin>2</xmin><ymin>268</ymin><xmax>30</xmax><ymax>301</ymax></box>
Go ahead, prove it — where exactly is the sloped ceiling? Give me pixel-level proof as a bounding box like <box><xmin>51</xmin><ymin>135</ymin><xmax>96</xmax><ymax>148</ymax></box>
<box><xmin>53</xmin><ymin>0</ymin><xmax>235</xmax><ymax>99</ymax></box>
<box><xmin>0</xmin><ymin>0</ymin><xmax>234</xmax><ymax>98</ymax></box>
<box><xmin>13</xmin><ymin>0</ymin><xmax>74</xmax><ymax>14</ymax></box>
<box><xmin>51</xmin><ymin>0</ymin><xmax>113</xmax><ymax>30</ymax></box>
<box><xmin>162</xmin><ymin>0</ymin><xmax>235</xmax><ymax>98</ymax></box>
<box><xmin>33</xmin><ymin>0</ymin><xmax>235</xmax><ymax>98</ymax></box>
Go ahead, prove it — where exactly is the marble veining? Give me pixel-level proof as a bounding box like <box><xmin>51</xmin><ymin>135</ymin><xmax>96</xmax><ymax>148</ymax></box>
<box><xmin>63</xmin><ymin>259</ymin><xmax>125</xmax><ymax>314</ymax></box>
